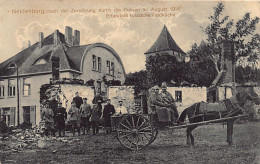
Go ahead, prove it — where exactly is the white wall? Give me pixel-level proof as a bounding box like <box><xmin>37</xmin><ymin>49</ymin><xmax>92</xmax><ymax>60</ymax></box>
<box><xmin>58</xmin><ymin>84</ymin><xmax>95</xmax><ymax>111</ymax></box>
<box><xmin>107</xmin><ymin>86</ymin><xmax>135</xmax><ymax>113</ymax></box>
<box><xmin>167</xmin><ymin>87</ymin><xmax>207</xmax><ymax>113</ymax></box>
<box><xmin>78</xmin><ymin>46</ymin><xmax>125</xmax><ymax>84</ymax></box>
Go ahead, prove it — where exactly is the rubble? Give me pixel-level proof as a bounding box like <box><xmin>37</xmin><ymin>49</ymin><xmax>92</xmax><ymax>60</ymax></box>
<box><xmin>0</xmin><ymin>124</ymin><xmax>83</xmax><ymax>153</ymax></box>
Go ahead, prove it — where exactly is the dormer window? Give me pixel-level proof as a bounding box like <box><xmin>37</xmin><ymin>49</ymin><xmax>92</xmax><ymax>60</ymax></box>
<box><xmin>35</xmin><ymin>59</ymin><xmax>47</xmax><ymax>65</ymax></box>
<box><xmin>8</xmin><ymin>63</ymin><xmax>16</xmax><ymax>68</ymax></box>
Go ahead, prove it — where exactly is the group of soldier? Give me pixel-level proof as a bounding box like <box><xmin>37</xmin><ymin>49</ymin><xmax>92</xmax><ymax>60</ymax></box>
<box><xmin>41</xmin><ymin>92</ymin><xmax>129</xmax><ymax>137</ymax></box>
<box><xmin>148</xmin><ymin>82</ymin><xmax>180</xmax><ymax>126</ymax></box>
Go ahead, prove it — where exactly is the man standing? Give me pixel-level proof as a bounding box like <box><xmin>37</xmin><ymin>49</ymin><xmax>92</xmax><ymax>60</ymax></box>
<box><xmin>160</xmin><ymin>82</ymin><xmax>179</xmax><ymax>124</ymax></box>
<box><xmin>68</xmin><ymin>101</ymin><xmax>80</xmax><ymax>136</ymax></box>
<box><xmin>41</xmin><ymin>103</ymin><xmax>55</xmax><ymax>137</ymax></box>
<box><xmin>115</xmin><ymin>99</ymin><xmax>128</xmax><ymax>115</ymax></box>
<box><xmin>54</xmin><ymin>102</ymin><xmax>67</xmax><ymax>137</ymax></box>
<box><xmin>90</xmin><ymin>100</ymin><xmax>102</xmax><ymax>135</ymax></box>
<box><xmin>103</xmin><ymin>99</ymin><xmax>115</xmax><ymax>134</ymax></box>
<box><xmin>73</xmin><ymin>92</ymin><xmax>83</xmax><ymax>109</ymax></box>
<box><xmin>79</xmin><ymin>98</ymin><xmax>92</xmax><ymax>135</ymax></box>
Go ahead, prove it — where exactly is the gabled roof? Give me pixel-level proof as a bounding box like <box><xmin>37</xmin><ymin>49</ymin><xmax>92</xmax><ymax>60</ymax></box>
<box><xmin>0</xmin><ymin>30</ymin><xmax>126</xmax><ymax>78</ymax></box>
<box><xmin>0</xmin><ymin>31</ymin><xmax>73</xmax><ymax>77</ymax></box>
<box><xmin>145</xmin><ymin>25</ymin><xmax>185</xmax><ymax>54</ymax></box>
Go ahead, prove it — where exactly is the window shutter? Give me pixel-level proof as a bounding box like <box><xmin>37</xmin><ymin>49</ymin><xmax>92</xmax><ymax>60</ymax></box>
<box><xmin>30</xmin><ymin>106</ymin><xmax>36</xmax><ymax>126</ymax></box>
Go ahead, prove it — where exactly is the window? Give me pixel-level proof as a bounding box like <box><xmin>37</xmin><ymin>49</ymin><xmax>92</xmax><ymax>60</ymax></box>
<box><xmin>35</xmin><ymin>59</ymin><xmax>47</xmax><ymax>65</ymax></box>
<box><xmin>98</xmin><ymin>57</ymin><xmax>101</xmax><ymax>72</ymax></box>
<box><xmin>23</xmin><ymin>78</ymin><xmax>31</xmax><ymax>96</ymax></box>
<box><xmin>175</xmin><ymin>91</ymin><xmax>182</xmax><ymax>102</ymax></box>
<box><xmin>106</xmin><ymin>60</ymin><xmax>110</xmax><ymax>74</ymax></box>
<box><xmin>0</xmin><ymin>80</ymin><xmax>4</xmax><ymax>98</ymax></box>
<box><xmin>8</xmin><ymin>63</ymin><xmax>16</xmax><ymax>68</ymax></box>
<box><xmin>110</xmin><ymin>62</ymin><xmax>115</xmax><ymax>76</ymax></box>
<box><xmin>92</xmin><ymin>55</ymin><xmax>96</xmax><ymax>70</ymax></box>
<box><xmin>8</xmin><ymin>79</ymin><xmax>15</xmax><ymax>97</ymax></box>
<box><xmin>107</xmin><ymin>61</ymin><xmax>115</xmax><ymax>76</ymax></box>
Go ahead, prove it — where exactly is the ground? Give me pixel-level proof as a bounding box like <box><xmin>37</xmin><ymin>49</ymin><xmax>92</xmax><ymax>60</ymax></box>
<box><xmin>1</xmin><ymin>122</ymin><xmax>259</xmax><ymax>164</ymax></box>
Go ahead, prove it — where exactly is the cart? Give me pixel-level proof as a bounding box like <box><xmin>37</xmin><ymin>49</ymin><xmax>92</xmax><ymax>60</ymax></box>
<box><xmin>111</xmin><ymin>113</ymin><xmax>247</xmax><ymax>150</ymax></box>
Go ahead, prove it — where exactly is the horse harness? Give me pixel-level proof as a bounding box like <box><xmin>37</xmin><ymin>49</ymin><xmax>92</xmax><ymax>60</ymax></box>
<box><xmin>191</xmin><ymin>94</ymin><xmax>246</xmax><ymax>121</ymax></box>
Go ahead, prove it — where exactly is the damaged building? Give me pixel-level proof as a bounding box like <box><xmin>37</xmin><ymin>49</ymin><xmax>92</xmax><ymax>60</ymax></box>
<box><xmin>0</xmin><ymin>26</ymin><xmax>126</xmax><ymax>126</ymax></box>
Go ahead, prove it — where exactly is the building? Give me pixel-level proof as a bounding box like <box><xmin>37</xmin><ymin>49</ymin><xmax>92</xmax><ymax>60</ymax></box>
<box><xmin>207</xmin><ymin>40</ymin><xmax>236</xmax><ymax>102</ymax></box>
<box><xmin>145</xmin><ymin>25</ymin><xmax>187</xmax><ymax>62</ymax></box>
<box><xmin>0</xmin><ymin>26</ymin><xmax>126</xmax><ymax>126</ymax></box>
<box><xmin>144</xmin><ymin>25</ymin><xmax>206</xmax><ymax>113</ymax></box>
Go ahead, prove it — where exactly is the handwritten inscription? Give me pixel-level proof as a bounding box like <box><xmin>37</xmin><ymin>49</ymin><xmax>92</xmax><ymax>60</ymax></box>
<box><xmin>8</xmin><ymin>6</ymin><xmax>182</xmax><ymax>18</ymax></box>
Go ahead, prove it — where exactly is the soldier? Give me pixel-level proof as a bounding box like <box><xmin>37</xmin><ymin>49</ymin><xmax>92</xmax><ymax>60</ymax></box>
<box><xmin>149</xmin><ymin>85</ymin><xmax>171</xmax><ymax>125</ymax></box>
<box><xmin>41</xmin><ymin>103</ymin><xmax>55</xmax><ymax>136</ymax></box>
<box><xmin>79</xmin><ymin>98</ymin><xmax>92</xmax><ymax>135</ymax></box>
<box><xmin>54</xmin><ymin>102</ymin><xmax>67</xmax><ymax>137</ymax></box>
<box><xmin>103</xmin><ymin>99</ymin><xmax>115</xmax><ymax>134</ymax></box>
<box><xmin>160</xmin><ymin>82</ymin><xmax>179</xmax><ymax>124</ymax></box>
<box><xmin>73</xmin><ymin>92</ymin><xmax>83</xmax><ymax>109</ymax></box>
<box><xmin>68</xmin><ymin>101</ymin><xmax>80</xmax><ymax>136</ymax></box>
<box><xmin>90</xmin><ymin>100</ymin><xmax>102</xmax><ymax>135</ymax></box>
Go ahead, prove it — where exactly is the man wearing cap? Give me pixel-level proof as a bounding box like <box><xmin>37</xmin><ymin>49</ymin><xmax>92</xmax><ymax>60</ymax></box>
<box><xmin>79</xmin><ymin>98</ymin><xmax>92</xmax><ymax>135</ymax></box>
<box><xmin>90</xmin><ymin>100</ymin><xmax>102</xmax><ymax>135</ymax></box>
<box><xmin>54</xmin><ymin>102</ymin><xmax>67</xmax><ymax>137</ymax></box>
<box><xmin>73</xmin><ymin>92</ymin><xmax>83</xmax><ymax>109</ymax></box>
<box><xmin>68</xmin><ymin>101</ymin><xmax>81</xmax><ymax>136</ymax></box>
<box><xmin>160</xmin><ymin>82</ymin><xmax>179</xmax><ymax>124</ymax></box>
<box><xmin>103</xmin><ymin>99</ymin><xmax>115</xmax><ymax>134</ymax></box>
<box><xmin>41</xmin><ymin>103</ymin><xmax>55</xmax><ymax>136</ymax></box>
<box><xmin>149</xmin><ymin>85</ymin><xmax>171</xmax><ymax>124</ymax></box>
<box><xmin>115</xmin><ymin>99</ymin><xmax>128</xmax><ymax>115</ymax></box>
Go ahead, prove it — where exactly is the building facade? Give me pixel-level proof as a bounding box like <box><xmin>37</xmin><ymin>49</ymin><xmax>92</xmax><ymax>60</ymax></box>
<box><xmin>0</xmin><ymin>26</ymin><xmax>126</xmax><ymax>126</ymax></box>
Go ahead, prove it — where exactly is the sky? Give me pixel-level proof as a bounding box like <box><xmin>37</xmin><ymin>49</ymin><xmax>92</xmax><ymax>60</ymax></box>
<box><xmin>0</xmin><ymin>0</ymin><xmax>259</xmax><ymax>73</ymax></box>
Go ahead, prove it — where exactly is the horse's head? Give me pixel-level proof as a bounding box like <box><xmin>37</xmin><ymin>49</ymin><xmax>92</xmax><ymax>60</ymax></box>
<box><xmin>236</xmin><ymin>89</ymin><xmax>260</xmax><ymax>106</ymax></box>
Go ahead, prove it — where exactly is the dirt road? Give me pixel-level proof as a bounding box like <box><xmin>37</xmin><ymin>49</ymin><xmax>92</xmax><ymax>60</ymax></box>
<box><xmin>1</xmin><ymin>122</ymin><xmax>259</xmax><ymax>164</ymax></box>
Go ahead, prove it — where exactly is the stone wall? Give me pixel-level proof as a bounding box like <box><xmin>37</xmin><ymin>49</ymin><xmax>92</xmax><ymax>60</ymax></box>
<box><xmin>107</xmin><ymin>86</ymin><xmax>135</xmax><ymax>113</ymax></box>
<box><xmin>167</xmin><ymin>87</ymin><xmax>207</xmax><ymax>113</ymax></box>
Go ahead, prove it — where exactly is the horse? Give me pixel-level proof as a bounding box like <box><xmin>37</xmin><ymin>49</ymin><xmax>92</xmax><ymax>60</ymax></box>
<box><xmin>178</xmin><ymin>89</ymin><xmax>260</xmax><ymax>146</ymax></box>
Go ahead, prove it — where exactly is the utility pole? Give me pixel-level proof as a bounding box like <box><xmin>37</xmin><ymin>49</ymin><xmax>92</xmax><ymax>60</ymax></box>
<box><xmin>16</xmin><ymin>64</ymin><xmax>20</xmax><ymax>126</ymax></box>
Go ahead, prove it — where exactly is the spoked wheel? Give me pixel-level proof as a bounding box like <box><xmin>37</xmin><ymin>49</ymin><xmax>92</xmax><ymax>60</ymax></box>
<box><xmin>151</xmin><ymin>127</ymin><xmax>159</xmax><ymax>143</ymax></box>
<box><xmin>116</xmin><ymin>114</ymin><xmax>155</xmax><ymax>150</ymax></box>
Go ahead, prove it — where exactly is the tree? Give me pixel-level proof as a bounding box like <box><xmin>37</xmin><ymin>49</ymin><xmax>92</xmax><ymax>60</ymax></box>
<box><xmin>203</xmin><ymin>3</ymin><xmax>259</xmax><ymax>72</ymax></box>
<box><xmin>125</xmin><ymin>70</ymin><xmax>148</xmax><ymax>96</ymax></box>
<box><xmin>146</xmin><ymin>53</ymin><xmax>185</xmax><ymax>87</ymax></box>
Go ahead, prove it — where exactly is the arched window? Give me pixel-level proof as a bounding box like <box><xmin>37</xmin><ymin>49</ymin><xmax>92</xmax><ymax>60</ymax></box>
<box><xmin>8</xmin><ymin>63</ymin><xmax>16</xmax><ymax>68</ymax></box>
<box><xmin>35</xmin><ymin>59</ymin><xmax>47</xmax><ymax>65</ymax></box>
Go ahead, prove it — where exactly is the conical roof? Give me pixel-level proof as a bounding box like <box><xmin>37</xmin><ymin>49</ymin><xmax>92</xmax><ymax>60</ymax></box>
<box><xmin>145</xmin><ymin>25</ymin><xmax>185</xmax><ymax>54</ymax></box>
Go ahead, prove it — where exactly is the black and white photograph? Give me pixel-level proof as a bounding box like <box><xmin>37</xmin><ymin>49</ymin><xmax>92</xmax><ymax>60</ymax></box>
<box><xmin>0</xmin><ymin>0</ymin><xmax>260</xmax><ymax>163</ymax></box>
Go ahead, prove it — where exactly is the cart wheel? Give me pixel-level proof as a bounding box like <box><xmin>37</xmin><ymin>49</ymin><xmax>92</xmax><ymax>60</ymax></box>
<box><xmin>151</xmin><ymin>127</ymin><xmax>158</xmax><ymax>143</ymax></box>
<box><xmin>116</xmin><ymin>114</ymin><xmax>155</xmax><ymax>150</ymax></box>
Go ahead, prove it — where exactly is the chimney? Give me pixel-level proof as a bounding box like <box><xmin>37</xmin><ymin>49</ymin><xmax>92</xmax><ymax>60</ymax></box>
<box><xmin>220</xmin><ymin>40</ymin><xmax>235</xmax><ymax>84</ymax></box>
<box><xmin>51</xmin><ymin>56</ymin><xmax>60</xmax><ymax>80</ymax></box>
<box><xmin>54</xmin><ymin>30</ymin><xmax>60</xmax><ymax>46</ymax></box>
<box><xmin>28</xmin><ymin>40</ymin><xmax>31</xmax><ymax>48</ymax></box>
<box><xmin>73</xmin><ymin>30</ymin><xmax>80</xmax><ymax>46</ymax></box>
<box><xmin>65</xmin><ymin>26</ymin><xmax>73</xmax><ymax>46</ymax></box>
<box><xmin>38</xmin><ymin>32</ymin><xmax>44</xmax><ymax>48</ymax></box>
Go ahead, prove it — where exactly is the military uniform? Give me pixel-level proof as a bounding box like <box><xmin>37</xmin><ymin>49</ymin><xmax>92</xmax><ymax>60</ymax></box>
<box><xmin>68</xmin><ymin>106</ymin><xmax>80</xmax><ymax>136</ymax></box>
<box><xmin>90</xmin><ymin>104</ymin><xmax>102</xmax><ymax>135</ymax></box>
<box><xmin>103</xmin><ymin>103</ymin><xmax>115</xmax><ymax>134</ymax></box>
<box><xmin>42</xmin><ymin>107</ymin><xmax>55</xmax><ymax>136</ymax></box>
<box><xmin>79</xmin><ymin>103</ymin><xmax>92</xmax><ymax>134</ymax></box>
<box><xmin>54</xmin><ymin>106</ymin><xmax>67</xmax><ymax>137</ymax></box>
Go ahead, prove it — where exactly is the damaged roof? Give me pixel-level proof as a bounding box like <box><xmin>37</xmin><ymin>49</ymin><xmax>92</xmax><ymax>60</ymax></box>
<box><xmin>0</xmin><ymin>31</ymin><xmax>93</xmax><ymax>77</ymax></box>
